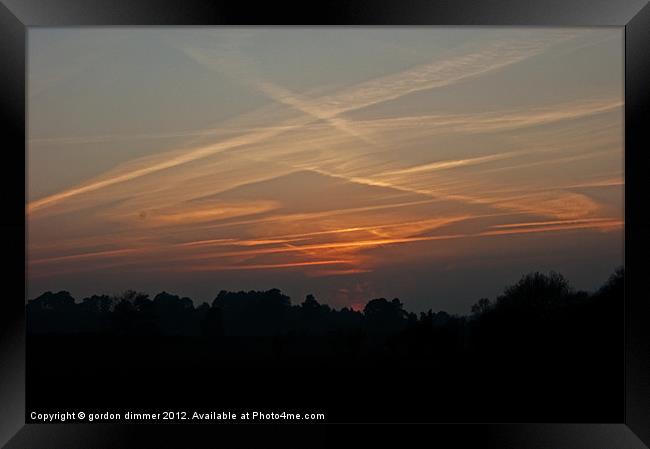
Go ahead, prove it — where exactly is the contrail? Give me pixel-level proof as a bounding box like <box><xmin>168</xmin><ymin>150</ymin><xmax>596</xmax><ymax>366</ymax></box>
<box><xmin>29</xmin><ymin>31</ymin><xmax>578</xmax><ymax>212</ymax></box>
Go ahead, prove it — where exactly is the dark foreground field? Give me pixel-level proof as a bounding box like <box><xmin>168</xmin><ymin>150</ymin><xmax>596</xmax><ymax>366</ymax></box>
<box><xmin>26</xmin><ymin>270</ymin><xmax>623</xmax><ymax>423</ymax></box>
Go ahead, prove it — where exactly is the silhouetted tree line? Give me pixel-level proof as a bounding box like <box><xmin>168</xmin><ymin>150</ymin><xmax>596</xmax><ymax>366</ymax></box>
<box><xmin>27</xmin><ymin>268</ymin><xmax>623</xmax><ymax>354</ymax></box>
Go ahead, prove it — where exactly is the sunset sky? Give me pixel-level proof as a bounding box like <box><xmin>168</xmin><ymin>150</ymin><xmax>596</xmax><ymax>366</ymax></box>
<box><xmin>27</xmin><ymin>28</ymin><xmax>624</xmax><ymax>313</ymax></box>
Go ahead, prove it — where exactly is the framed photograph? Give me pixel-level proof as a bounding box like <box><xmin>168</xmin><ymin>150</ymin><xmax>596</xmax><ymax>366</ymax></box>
<box><xmin>1</xmin><ymin>0</ymin><xmax>649</xmax><ymax>447</ymax></box>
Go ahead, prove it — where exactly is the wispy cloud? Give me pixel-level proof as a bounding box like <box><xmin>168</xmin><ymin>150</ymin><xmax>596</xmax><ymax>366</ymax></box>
<box><xmin>177</xmin><ymin>259</ymin><xmax>356</xmax><ymax>272</ymax></box>
<box><xmin>27</xmin><ymin>122</ymin><xmax>305</xmax><ymax>213</ymax></box>
<box><xmin>27</xmin><ymin>29</ymin><xmax>624</xmax><ymax>289</ymax></box>
<box><xmin>354</xmin><ymin>98</ymin><xmax>622</xmax><ymax>135</ymax></box>
<box><xmin>315</xmin><ymin>32</ymin><xmax>577</xmax><ymax>113</ymax></box>
<box><xmin>29</xmin><ymin>31</ymin><xmax>580</xmax><ymax>214</ymax></box>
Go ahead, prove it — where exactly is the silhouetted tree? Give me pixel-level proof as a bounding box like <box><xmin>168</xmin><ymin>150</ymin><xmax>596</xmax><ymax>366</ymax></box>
<box><xmin>363</xmin><ymin>298</ymin><xmax>408</xmax><ymax>334</ymax></box>
<box><xmin>112</xmin><ymin>291</ymin><xmax>149</xmax><ymax>335</ymax></box>
<box><xmin>25</xmin><ymin>268</ymin><xmax>625</xmax><ymax>367</ymax></box>
<box><xmin>212</xmin><ymin>289</ymin><xmax>291</xmax><ymax>336</ymax></box>
<box><xmin>471</xmin><ymin>298</ymin><xmax>492</xmax><ymax>315</ymax></box>
<box><xmin>201</xmin><ymin>305</ymin><xmax>223</xmax><ymax>339</ymax></box>
<box><xmin>152</xmin><ymin>292</ymin><xmax>196</xmax><ymax>335</ymax></box>
<box><xmin>495</xmin><ymin>271</ymin><xmax>572</xmax><ymax>314</ymax></box>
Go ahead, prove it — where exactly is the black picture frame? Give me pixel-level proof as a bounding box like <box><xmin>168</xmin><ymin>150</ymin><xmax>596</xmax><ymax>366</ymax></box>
<box><xmin>1</xmin><ymin>0</ymin><xmax>648</xmax><ymax>447</ymax></box>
